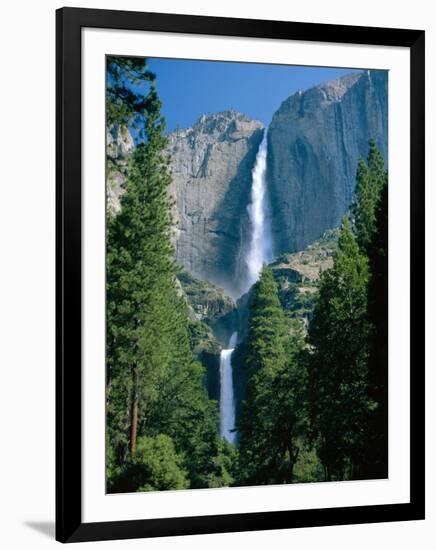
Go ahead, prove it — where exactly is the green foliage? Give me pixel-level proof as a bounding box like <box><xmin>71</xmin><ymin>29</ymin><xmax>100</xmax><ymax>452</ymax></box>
<box><xmin>361</xmin><ymin>178</ymin><xmax>388</xmax><ymax>478</ymax></box>
<box><xmin>305</xmin><ymin>141</ymin><xmax>388</xmax><ymax>481</ymax></box>
<box><xmin>307</xmin><ymin>218</ymin><xmax>371</xmax><ymax>480</ymax></box>
<box><xmin>352</xmin><ymin>139</ymin><xmax>387</xmax><ymax>253</ymax></box>
<box><xmin>108</xmin><ymin>434</ymin><xmax>189</xmax><ymax>493</ymax></box>
<box><xmin>106</xmin><ymin>56</ymin><xmax>156</xmax><ymax>131</ymax></box>
<box><xmin>187</xmin><ymin>319</ymin><xmax>220</xmax><ymax>355</ymax></box>
<box><xmin>292</xmin><ymin>444</ymin><xmax>324</xmax><ymax>483</ymax></box>
<box><xmin>204</xmin><ymin>439</ymin><xmax>239</xmax><ymax>488</ymax></box>
<box><xmin>279</xmin><ymin>283</ymin><xmax>318</xmax><ymax>320</ymax></box>
<box><xmin>352</xmin><ymin>140</ymin><xmax>389</xmax><ymax>478</ymax></box>
<box><xmin>106</xmin><ymin>85</ymin><xmax>175</xmax><ymax>465</ymax></box>
<box><xmin>143</xmin><ymin>319</ymin><xmax>225</xmax><ymax>489</ymax></box>
<box><xmin>238</xmin><ymin>267</ymin><xmax>307</xmax><ymax>485</ymax></box>
<box><xmin>243</xmin><ymin>267</ymin><xmax>288</xmax><ymax>377</ymax></box>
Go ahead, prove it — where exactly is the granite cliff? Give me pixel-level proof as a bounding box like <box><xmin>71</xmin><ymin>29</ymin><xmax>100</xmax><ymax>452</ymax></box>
<box><xmin>267</xmin><ymin>70</ymin><xmax>387</xmax><ymax>254</ymax></box>
<box><xmin>106</xmin><ymin>111</ymin><xmax>264</xmax><ymax>297</ymax></box>
<box><xmin>167</xmin><ymin>111</ymin><xmax>264</xmax><ymax>297</ymax></box>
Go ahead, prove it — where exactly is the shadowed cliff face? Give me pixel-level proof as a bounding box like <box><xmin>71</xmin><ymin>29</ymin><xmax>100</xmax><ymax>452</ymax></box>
<box><xmin>267</xmin><ymin>70</ymin><xmax>388</xmax><ymax>256</ymax></box>
<box><xmin>167</xmin><ymin>111</ymin><xmax>264</xmax><ymax>298</ymax></box>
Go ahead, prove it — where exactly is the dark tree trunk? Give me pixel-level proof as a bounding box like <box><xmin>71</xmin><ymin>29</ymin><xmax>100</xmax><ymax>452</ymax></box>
<box><xmin>130</xmin><ymin>391</ymin><xmax>139</xmax><ymax>458</ymax></box>
<box><xmin>129</xmin><ymin>364</ymin><xmax>139</xmax><ymax>459</ymax></box>
<box><xmin>287</xmin><ymin>441</ymin><xmax>299</xmax><ymax>483</ymax></box>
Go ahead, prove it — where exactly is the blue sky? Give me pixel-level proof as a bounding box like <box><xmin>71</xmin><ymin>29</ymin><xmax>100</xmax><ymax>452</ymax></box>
<box><xmin>141</xmin><ymin>58</ymin><xmax>361</xmax><ymax>133</ymax></box>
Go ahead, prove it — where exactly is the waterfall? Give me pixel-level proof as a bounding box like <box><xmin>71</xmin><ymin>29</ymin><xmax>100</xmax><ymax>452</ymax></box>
<box><xmin>244</xmin><ymin>129</ymin><xmax>274</xmax><ymax>291</ymax></box>
<box><xmin>220</xmin><ymin>331</ymin><xmax>238</xmax><ymax>444</ymax></box>
<box><xmin>219</xmin><ymin>129</ymin><xmax>274</xmax><ymax>444</ymax></box>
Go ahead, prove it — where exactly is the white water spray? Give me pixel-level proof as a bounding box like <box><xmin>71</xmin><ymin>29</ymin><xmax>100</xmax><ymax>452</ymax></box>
<box><xmin>245</xmin><ymin>129</ymin><xmax>274</xmax><ymax>291</ymax></box>
<box><xmin>220</xmin><ymin>331</ymin><xmax>238</xmax><ymax>444</ymax></box>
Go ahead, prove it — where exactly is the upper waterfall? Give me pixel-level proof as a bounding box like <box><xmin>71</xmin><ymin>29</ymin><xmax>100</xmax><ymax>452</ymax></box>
<box><xmin>244</xmin><ymin>129</ymin><xmax>274</xmax><ymax>292</ymax></box>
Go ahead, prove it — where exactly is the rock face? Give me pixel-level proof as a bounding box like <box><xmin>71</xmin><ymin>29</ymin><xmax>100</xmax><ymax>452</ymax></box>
<box><xmin>177</xmin><ymin>270</ymin><xmax>237</xmax><ymax>346</ymax></box>
<box><xmin>176</xmin><ymin>270</ymin><xmax>238</xmax><ymax>401</ymax></box>
<box><xmin>106</xmin><ymin>125</ymin><xmax>134</xmax><ymax>215</ymax></box>
<box><xmin>167</xmin><ymin>111</ymin><xmax>264</xmax><ymax>298</ymax></box>
<box><xmin>272</xmin><ymin>229</ymin><xmax>338</xmax><ymax>330</ymax></box>
<box><xmin>267</xmin><ymin>70</ymin><xmax>388</xmax><ymax>255</ymax></box>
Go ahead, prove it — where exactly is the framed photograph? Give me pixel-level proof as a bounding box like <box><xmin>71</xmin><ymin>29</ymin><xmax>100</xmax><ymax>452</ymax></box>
<box><xmin>56</xmin><ymin>7</ymin><xmax>425</xmax><ymax>543</ymax></box>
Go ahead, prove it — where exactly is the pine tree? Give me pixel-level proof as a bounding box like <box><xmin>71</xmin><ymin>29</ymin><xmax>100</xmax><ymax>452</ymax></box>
<box><xmin>307</xmin><ymin>218</ymin><xmax>370</xmax><ymax>480</ymax></box>
<box><xmin>351</xmin><ymin>140</ymin><xmax>388</xmax><ymax>478</ymax></box>
<box><xmin>362</xmin><ymin>179</ymin><xmax>388</xmax><ymax>478</ymax></box>
<box><xmin>108</xmin><ymin>434</ymin><xmax>189</xmax><ymax>493</ymax></box>
<box><xmin>106</xmin><ymin>56</ymin><xmax>155</xmax><ymax>130</ymax></box>
<box><xmin>143</xmin><ymin>292</ymin><xmax>228</xmax><ymax>489</ymax></box>
<box><xmin>306</xmin><ymin>141</ymin><xmax>388</xmax><ymax>481</ymax></box>
<box><xmin>106</xmin><ymin>68</ymin><xmax>229</xmax><ymax>491</ymax></box>
<box><xmin>352</xmin><ymin>139</ymin><xmax>387</xmax><ymax>254</ymax></box>
<box><xmin>238</xmin><ymin>267</ymin><xmax>306</xmax><ymax>484</ymax></box>
<box><xmin>106</xmin><ymin>84</ymin><xmax>175</xmax><ymax>461</ymax></box>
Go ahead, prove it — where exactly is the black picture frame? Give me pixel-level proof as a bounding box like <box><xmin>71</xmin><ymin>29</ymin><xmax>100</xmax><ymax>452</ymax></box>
<box><xmin>56</xmin><ymin>6</ymin><xmax>425</xmax><ymax>543</ymax></box>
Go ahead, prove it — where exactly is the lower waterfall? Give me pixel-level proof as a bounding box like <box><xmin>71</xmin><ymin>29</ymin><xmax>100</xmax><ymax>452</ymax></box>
<box><xmin>219</xmin><ymin>331</ymin><xmax>238</xmax><ymax>444</ymax></box>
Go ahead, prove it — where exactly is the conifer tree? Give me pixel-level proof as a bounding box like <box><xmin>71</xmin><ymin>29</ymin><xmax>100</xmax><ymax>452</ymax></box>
<box><xmin>108</xmin><ymin>434</ymin><xmax>189</xmax><ymax>493</ymax></box>
<box><xmin>351</xmin><ymin>140</ymin><xmax>388</xmax><ymax>478</ymax></box>
<box><xmin>106</xmin><ymin>56</ymin><xmax>155</xmax><ymax>130</ymax></box>
<box><xmin>362</xmin><ymin>179</ymin><xmax>388</xmax><ymax>478</ymax></box>
<box><xmin>352</xmin><ymin>139</ymin><xmax>387</xmax><ymax>254</ymax></box>
<box><xmin>106</xmin><ymin>83</ymin><xmax>175</xmax><ymax>460</ymax></box>
<box><xmin>307</xmin><ymin>218</ymin><xmax>370</xmax><ymax>480</ymax></box>
<box><xmin>238</xmin><ymin>267</ymin><xmax>306</xmax><ymax>484</ymax></box>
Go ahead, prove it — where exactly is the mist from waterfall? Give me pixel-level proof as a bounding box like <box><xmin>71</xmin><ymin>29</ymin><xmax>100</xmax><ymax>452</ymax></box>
<box><xmin>219</xmin><ymin>331</ymin><xmax>238</xmax><ymax>444</ymax></box>
<box><xmin>244</xmin><ymin>129</ymin><xmax>274</xmax><ymax>292</ymax></box>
